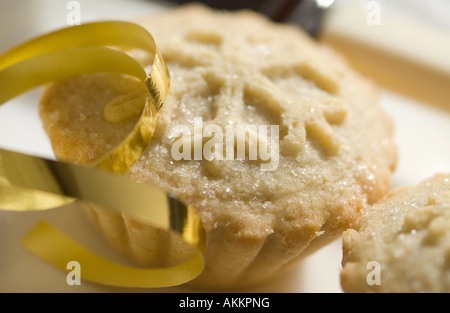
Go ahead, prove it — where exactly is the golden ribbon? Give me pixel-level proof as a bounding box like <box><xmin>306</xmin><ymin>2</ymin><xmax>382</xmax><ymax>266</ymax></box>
<box><xmin>0</xmin><ymin>22</ymin><xmax>205</xmax><ymax>288</ymax></box>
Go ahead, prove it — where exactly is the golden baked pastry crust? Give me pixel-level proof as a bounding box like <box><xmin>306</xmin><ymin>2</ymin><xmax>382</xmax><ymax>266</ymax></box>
<box><xmin>341</xmin><ymin>174</ymin><xmax>450</xmax><ymax>293</ymax></box>
<box><xmin>39</xmin><ymin>4</ymin><xmax>397</xmax><ymax>288</ymax></box>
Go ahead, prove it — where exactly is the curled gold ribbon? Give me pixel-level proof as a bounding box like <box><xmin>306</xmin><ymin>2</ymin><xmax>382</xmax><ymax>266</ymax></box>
<box><xmin>0</xmin><ymin>22</ymin><xmax>205</xmax><ymax>287</ymax></box>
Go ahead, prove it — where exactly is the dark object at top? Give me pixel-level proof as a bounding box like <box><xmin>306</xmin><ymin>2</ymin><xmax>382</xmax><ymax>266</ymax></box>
<box><xmin>164</xmin><ymin>0</ymin><xmax>328</xmax><ymax>37</ymax></box>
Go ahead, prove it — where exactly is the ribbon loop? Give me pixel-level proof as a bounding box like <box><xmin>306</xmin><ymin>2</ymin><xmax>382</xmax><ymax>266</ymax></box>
<box><xmin>0</xmin><ymin>21</ymin><xmax>205</xmax><ymax>288</ymax></box>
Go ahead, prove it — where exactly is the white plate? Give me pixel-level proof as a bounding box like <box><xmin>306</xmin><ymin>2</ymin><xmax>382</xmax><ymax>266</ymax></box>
<box><xmin>1</xmin><ymin>0</ymin><xmax>449</xmax><ymax>293</ymax></box>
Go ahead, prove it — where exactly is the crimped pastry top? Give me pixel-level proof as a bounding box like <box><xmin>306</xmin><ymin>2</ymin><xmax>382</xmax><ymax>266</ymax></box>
<box><xmin>341</xmin><ymin>174</ymin><xmax>450</xmax><ymax>292</ymax></box>
<box><xmin>39</xmin><ymin>5</ymin><xmax>396</xmax><ymax>250</ymax></box>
